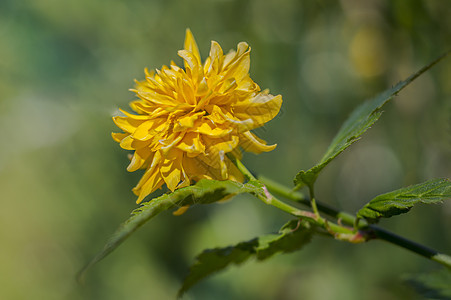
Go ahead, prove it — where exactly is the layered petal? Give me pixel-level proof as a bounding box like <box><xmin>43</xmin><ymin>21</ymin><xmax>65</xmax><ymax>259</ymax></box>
<box><xmin>176</xmin><ymin>132</ymin><xmax>205</xmax><ymax>156</ymax></box>
<box><xmin>160</xmin><ymin>149</ymin><xmax>184</xmax><ymax>191</ymax></box>
<box><xmin>233</xmin><ymin>92</ymin><xmax>282</xmax><ymax>129</ymax></box>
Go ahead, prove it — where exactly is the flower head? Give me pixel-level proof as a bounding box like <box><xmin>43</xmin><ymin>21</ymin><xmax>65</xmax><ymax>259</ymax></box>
<box><xmin>113</xmin><ymin>29</ymin><xmax>282</xmax><ymax>203</ymax></box>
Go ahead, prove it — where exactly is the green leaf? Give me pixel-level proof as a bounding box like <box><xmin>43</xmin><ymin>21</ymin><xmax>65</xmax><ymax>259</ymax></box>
<box><xmin>178</xmin><ymin>220</ymin><xmax>314</xmax><ymax>297</ymax></box>
<box><xmin>77</xmin><ymin>179</ymin><xmax>264</xmax><ymax>281</ymax></box>
<box><xmin>404</xmin><ymin>269</ymin><xmax>451</xmax><ymax>300</ymax></box>
<box><xmin>294</xmin><ymin>52</ymin><xmax>450</xmax><ymax>188</ymax></box>
<box><xmin>179</xmin><ymin>239</ymin><xmax>259</xmax><ymax>297</ymax></box>
<box><xmin>357</xmin><ymin>178</ymin><xmax>451</xmax><ymax>223</ymax></box>
<box><xmin>255</xmin><ymin>220</ymin><xmax>313</xmax><ymax>260</ymax></box>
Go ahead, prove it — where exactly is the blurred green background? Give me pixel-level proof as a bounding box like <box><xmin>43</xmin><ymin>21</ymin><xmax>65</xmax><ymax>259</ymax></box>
<box><xmin>1</xmin><ymin>0</ymin><xmax>450</xmax><ymax>299</ymax></box>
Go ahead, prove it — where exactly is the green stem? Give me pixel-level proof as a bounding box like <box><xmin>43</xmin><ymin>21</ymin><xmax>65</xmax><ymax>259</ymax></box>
<box><xmin>307</xmin><ymin>184</ymin><xmax>320</xmax><ymax>219</ymax></box>
<box><xmin>234</xmin><ymin>159</ymin><xmax>316</xmax><ymax>220</ymax></box>
<box><xmin>259</xmin><ymin>176</ymin><xmax>359</xmax><ymax>227</ymax></box>
<box><xmin>259</xmin><ymin>175</ymin><xmax>451</xmax><ymax>269</ymax></box>
<box><xmin>232</xmin><ymin>159</ymin><xmax>354</xmax><ymax>235</ymax></box>
<box><xmin>233</xmin><ymin>158</ymin><xmax>256</xmax><ymax>181</ymax></box>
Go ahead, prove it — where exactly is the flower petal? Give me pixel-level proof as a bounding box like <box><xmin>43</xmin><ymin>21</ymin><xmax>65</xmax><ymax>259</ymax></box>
<box><xmin>233</xmin><ymin>92</ymin><xmax>282</xmax><ymax>128</ymax></box>
<box><xmin>203</xmin><ymin>134</ymin><xmax>239</xmax><ymax>154</ymax></box>
<box><xmin>159</xmin><ymin>132</ymin><xmax>184</xmax><ymax>154</ymax></box>
<box><xmin>189</xmin><ymin>153</ymin><xmax>222</xmax><ymax>179</ymax></box>
<box><xmin>173</xmin><ymin>111</ymin><xmax>205</xmax><ymax>131</ymax></box>
<box><xmin>178</xmin><ymin>49</ymin><xmax>200</xmax><ymax>73</ymax></box>
<box><xmin>119</xmin><ymin>135</ymin><xmax>134</xmax><ymax>150</ymax></box>
<box><xmin>175</xmin><ymin>76</ymin><xmax>196</xmax><ymax>105</ymax></box>
<box><xmin>160</xmin><ymin>149</ymin><xmax>183</xmax><ymax>191</ymax></box>
<box><xmin>131</xmin><ymin>138</ymin><xmax>151</xmax><ymax>150</ymax></box>
<box><xmin>239</xmin><ymin>131</ymin><xmax>277</xmax><ymax>153</ymax></box>
<box><xmin>209</xmin><ymin>41</ymin><xmax>224</xmax><ymax>64</ymax></box>
<box><xmin>224</xmin><ymin>50</ymin><xmax>250</xmax><ymax>83</ymax></box>
<box><xmin>184</xmin><ymin>28</ymin><xmax>201</xmax><ymax>65</ymax></box>
<box><xmin>127</xmin><ymin>147</ymin><xmax>152</xmax><ymax>172</ymax></box>
<box><xmin>133</xmin><ymin>151</ymin><xmax>164</xmax><ymax>203</ymax></box>
<box><xmin>113</xmin><ymin>116</ymin><xmax>145</xmax><ymax>133</ymax></box>
<box><xmin>111</xmin><ymin>132</ymin><xmax>129</xmax><ymax>143</ymax></box>
<box><xmin>134</xmin><ymin>171</ymin><xmax>164</xmax><ymax>204</ymax></box>
<box><xmin>193</xmin><ymin>119</ymin><xmax>233</xmax><ymax>137</ymax></box>
<box><xmin>206</xmin><ymin>41</ymin><xmax>224</xmax><ymax>76</ymax></box>
<box><xmin>176</xmin><ymin>132</ymin><xmax>205</xmax><ymax>155</ymax></box>
<box><xmin>224</xmin><ymin>155</ymin><xmax>244</xmax><ymax>183</ymax></box>
<box><xmin>132</xmin><ymin>120</ymin><xmax>156</xmax><ymax>141</ymax></box>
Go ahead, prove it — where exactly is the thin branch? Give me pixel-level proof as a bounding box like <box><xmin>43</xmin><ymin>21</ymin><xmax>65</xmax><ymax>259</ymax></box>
<box><xmin>259</xmin><ymin>175</ymin><xmax>451</xmax><ymax>269</ymax></box>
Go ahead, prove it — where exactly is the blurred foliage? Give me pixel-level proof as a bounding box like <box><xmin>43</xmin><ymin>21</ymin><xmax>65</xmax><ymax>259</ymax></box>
<box><xmin>0</xmin><ymin>0</ymin><xmax>450</xmax><ymax>299</ymax></box>
<box><xmin>404</xmin><ymin>269</ymin><xmax>451</xmax><ymax>299</ymax></box>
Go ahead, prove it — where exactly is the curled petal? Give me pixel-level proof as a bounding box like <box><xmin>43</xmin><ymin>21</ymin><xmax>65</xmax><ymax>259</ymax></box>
<box><xmin>219</xmin><ymin>113</ymin><xmax>256</xmax><ymax>132</ymax></box>
<box><xmin>236</xmin><ymin>42</ymin><xmax>249</xmax><ymax>56</ymax></box>
<box><xmin>239</xmin><ymin>131</ymin><xmax>277</xmax><ymax>154</ymax></box>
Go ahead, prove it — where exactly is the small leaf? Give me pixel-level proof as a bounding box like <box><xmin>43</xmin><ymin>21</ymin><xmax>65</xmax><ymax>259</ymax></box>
<box><xmin>178</xmin><ymin>239</ymin><xmax>258</xmax><ymax>297</ymax></box>
<box><xmin>294</xmin><ymin>52</ymin><xmax>450</xmax><ymax>188</ymax></box>
<box><xmin>357</xmin><ymin>178</ymin><xmax>451</xmax><ymax>223</ymax></box>
<box><xmin>78</xmin><ymin>179</ymin><xmax>264</xmax><ymax>281</ymax></box>
<box><xmin>256</xmin><ymin>220</ymin><xmax>313</xmax><ymax>260</ymax></box>
<box><xmin>404</xmin><ymin>269</ymin><xmax>451</xmax><ymax>300</ymax></box>
<box><xmin>178</xmin><ymin>220</ymin><xmax>314</xmax><ymax>296</ymax></box>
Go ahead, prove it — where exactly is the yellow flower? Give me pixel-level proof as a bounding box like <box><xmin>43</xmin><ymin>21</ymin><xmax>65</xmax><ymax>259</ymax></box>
<box><xmin>113</xmin><ymin>29</ymin><xmax>282</xmax><ymax>203</ymax></box>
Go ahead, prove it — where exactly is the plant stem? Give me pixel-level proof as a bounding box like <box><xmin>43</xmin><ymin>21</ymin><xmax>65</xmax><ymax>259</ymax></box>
<box><xmin>259</xmin><ymin>175</ymin><xmax>451</xmax><ymax>269</ymax></box>
<box><xmin>308</xmin><ymin>185</ymin><xmax>320</xmax><ymax>219</ymax></box>
<box><xmin>369</xmin><ymin>225</ymin><xmax>451</xmax><ymax>268</ymax></box>
<box><xmin>234</xmin><ymin>159</ymin><xmax>316</xmax><ymax>220</ymax></box>
<box><xmin>233</xmin><ymin>158</ymin><xmax>256</xmax><ymax>181</ymax></box>
<box><xmin>233</xmin><ymin>159</ymin><xmax>354</xmax><ymax>235</ymax></box>
<box><xmin>259</xmin><ymin>176</ymin><xmax>359</xmax><ymax>227</ymax></box>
